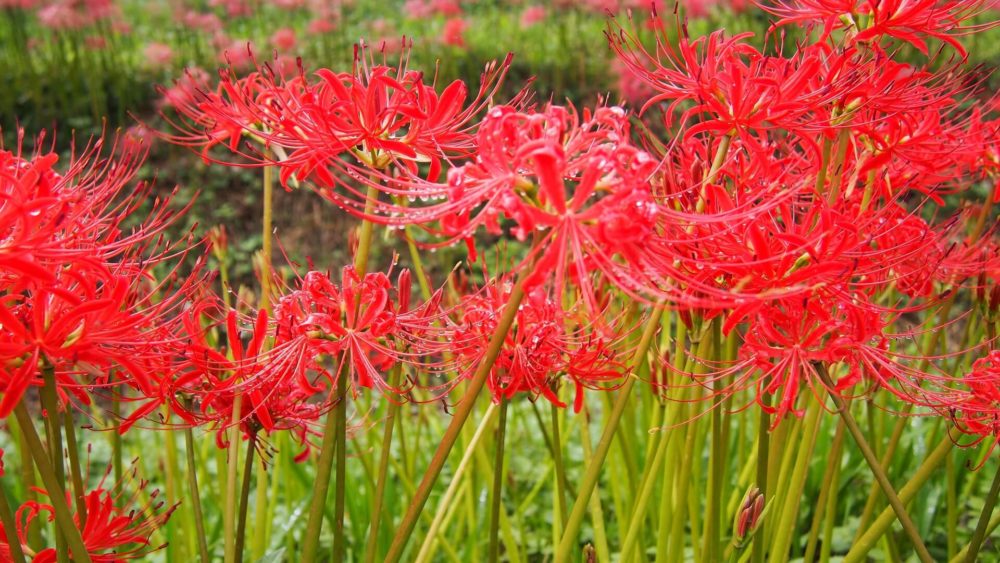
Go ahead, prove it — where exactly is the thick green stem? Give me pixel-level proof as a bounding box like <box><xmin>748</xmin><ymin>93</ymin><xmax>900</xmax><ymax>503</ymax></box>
<box><xmin>852</xmin><ymin>403</ymin><xmax>913</xmax><ymax>543</ymax></box>
<box><xmin>751</xmin><ymin>394</ymin><xmax>770</xmax><ymax>563</ymax></box>
<box><xmin>413</xmin><ymin>404</ymin><xmax>499</xmax><ymax>563</ymax></box>
<box><xmin>803</xmin><ymin>421</ymin><xmax>845</xmax><ymax>563</ymax></box>
<box><xmin>364</xmin><ymin>366</ymin><xmax>403</xmax><ymax>563</ymax></box>
<box><xmin>550</xmin><ymin>400</ymin><xmax>569</xmax><ymax>530</ymax></box>
<box><xmin>234</xmin><ymin>433</ymin><xmax>256</xmax><ymax>563</ymax></box>
<box><xmin>223</xmin><ymin>395</ymin><xmax>243</xmax><ymax>563</ymax></box>
<box><xmin>302</xmin><ymin>182</ymin><xmax>380</xmax><ymax>563</ymax></box>
<box><xmin>0</xmin><ymin>475</ymin><xmax>27</xmax><ymax>563</ymax></box>
<box><xmin>301</xmin><ymin>378</ymin><xmax>340</xmax><ymax>563</ymax></box>
<box><xmin>40</xmin><ymin>366</ymin><xmax>68</xmax><ymax>563</ymax></box>
<box><xmin>332</xmin><ymin>372</ymin><xmax>348</xmax><ymax>562</ymax></box>
<box><xmin>703</xmin><ymin>319</ymin><xmax>724</xmax><ymax>562</ymax></box>
<box><xmin>845</xmin><ymin>435</ymin><xmax>953</xmax><ymax>562</ymax></box>
<box><xmin>384</xmin><ymin>271</ymin><xmax>534</xmax><ymax>563</ymax></box>
<box><xmin>623</xmin><ymin>318</ymin><xmax>705</xmax><ymax>562</ymax></box>
<box><xmin>947</xmin><ymin>451</ymin><xmax>958</xmax><ymax>560</ymax></box>
<box><xmin>110</xmin><ymin>391</ymin><xmax>123</xmax><ymax>485</ymax></box>
<box><xmin>62</xmin><ymin>409</ymin><xmax>87</xmax><ymax>528</ymax></box>
<box><xmin>965</xmin><ymin>461</ymin><xmax>1000</xmax><ymax>562</ymax></box>
<box><xmin>815</xmin><ymin>363</ymin><xmax>932</xmax><ymax>563</ymax></box>
<box><xmin>184</xmin><ymin>426</ymin><xmax>212</xmax><ymax>563</ymax></box>
<box><xmin>488</xmin><ymin>398</ymin><xmax>510</xmax><ymax>563</ymax></box>
<box><xmin>259</xmin><ymin>159</ymin><xmax>274</xmax><ymax>311</ymax></box>
<box><xmin>577</xmin><ymin>404</ymin><xmax>611</xmax><ymax>563</ymax></box>
<box><xmin>555</xmin><ymin>306</ymin><xmax>663</xmax><ymax>562</ymax></box>
<box><xmin>769</xmin><ymin>392</ymin><xmax>824</xmax><ymax>563</ymax></box>
<box><xmin>13</xmin><ymin>404</ymin><xmax>92</xmax><ymax>563</ymax></box>
<box><xmin>11</xmin><ymin>416</ymin><xmax>42</xmax><ymax>550</ymax></box>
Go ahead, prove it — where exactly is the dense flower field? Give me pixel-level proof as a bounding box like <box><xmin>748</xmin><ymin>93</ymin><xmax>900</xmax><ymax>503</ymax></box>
<box><xmin>2</xmin><ymin>1</ymin><xmax>1000</xmax><ymax>562</ymax></box>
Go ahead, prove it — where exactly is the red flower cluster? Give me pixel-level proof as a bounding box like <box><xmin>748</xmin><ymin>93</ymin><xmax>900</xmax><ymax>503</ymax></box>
<box><xmin>1</xmin><ymin>465</ymin><xmax>174</xmax><ymax>562</ymax></box>
<box><xmin>608</xmin><ymin>8</ymin><xmax>1000</xmax><ymax>422</ymax></box>
<box><xmin>159</xmin><ymin>42</ymin><xmax>523</xmax><ymax>223</ymax></box>
<box><xmin>0</xmin><ymin>134</ymin><xmax>205</xmax><ymax>418</ymax></box>
<box><xmin>452</xmin><ymin>279</ymin><xmax>624</xmax><ymax>411</ymax></box>
<box><xmin>122</xmin><ymin>265</ymin><xmax>456</xmax><ymax>454</ymax></box>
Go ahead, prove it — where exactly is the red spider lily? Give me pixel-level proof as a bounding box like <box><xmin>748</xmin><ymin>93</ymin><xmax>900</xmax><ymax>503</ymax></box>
<box><xmin>945</xmin><ymin>351</ymin><xmax>1000</xmax><ymax>460</ymax></box>
<box><xmin>273</xmin><ymin>266</ymin><xmax>452</xmax><ymax>396</ymax></box>
<box><xmin>123</xmin><ymin>264</ymin><xmax>454</xmax><ymax>452</ymax></box>
<box><xmin>0</xmin><ymin>133</ymin><xmax>191</xmax><ymax>283</ymax></box>
<box><xmin>116</xmin><ymin>300</ymin><xmax>328</xmax><ymax>456</ymax></box>
<box><xmin>0</xmin><ymin>132</ymin><xmax>207</xmax><ymax>418</ymax></box>
<box><xmin>0</xmin><ymin>267</ymin><xmax>193</xmax><ymax>417</ymax></box>
<box><xmin>158</xmin><ymin>42</ymin><xmax>524</xmax><ymax>224</ymax></box>
<box><xmin>757</xmin><ymin>0</ymin><xmax>997</xmax><ymax>56</ymax></box>
<box><xmin>9</xmin><ymin>465</ymin><xmax>175</xmax><ymax>562</ymax></box>
<box><xmin>438</xmin><ymin>103</ymin><xmax>706</xmax><ymax>309</ymax></box>
<box><xmin>679</xmin><ymin>289</ymin><xmax>951</xmax><ymax>425</ymax></box>
<box><xmin>451</xmin><ymin>278</ymin><xmax>626</xmax><ymax>412</ymax></box>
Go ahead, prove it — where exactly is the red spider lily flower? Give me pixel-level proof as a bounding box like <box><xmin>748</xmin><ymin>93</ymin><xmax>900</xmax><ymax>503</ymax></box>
<box><xmin>438</xmin><ymin>104</ymin><xmax>702</xmax><ymax>309</ymax></box>
<box><xmin>0</xmin><ymin>132</ymin><xmax>207</xmax><ymax>418</ymax></box>
<box><xmin>158</xmin><ymin>43</ymin><xmax>524</xmax><ymax>225</ymax></box>
<box><xmin>12</xmin><ymin>464</ymin><xmax>175</xmax><ymax>562</ymax></box>
<box><xmin>452</xmin><ymin>278</ymin><xmax>626</xmax><ymax>411</ymax></box>
<box><xmin>687</xmin><ymin>290</ymin><xmax>947</xmax><ymax>425</ymax></box>
<box><xmin>757</xmin><ymin>0</ymin><xmax>997</xmax><ymax>56</ymax></box>
<box><xmin>944</xmin><ymin>351</ymin><xmax>1000</xmax><ymax>461</ymax></box>
<box><xmin>273</xmin><ymin>266</ymin><xmax>452</xmax><ymax>396</ymax></box>
<box><xmin>117</xmin><ymin>298</ymin><xmax>330</xmax><ymax>459</ymax></box>
<box><xmin>607</xmin><ymin>18</ymin><xmax>868</xmax><ymax>149</ymax></box>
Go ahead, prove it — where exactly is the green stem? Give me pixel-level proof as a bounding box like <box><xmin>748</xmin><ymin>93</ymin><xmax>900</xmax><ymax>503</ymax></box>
<box><xmin>332</xmin><ymin>372</ymin><xmax>348</xmax><ymax>562</ymax></box>
<box><xmin>184</xmin><ymin>426</ymin><xmax>211</xmax><ymax>563</ymax></box>
<box><xmin>413</xmin><ymin>404</ymin><xmax>499</xmax><ymax>563</ymax></box>
<box><xmin>302</xmin><ymin>181</ymin><xmax>380</xmax><ymax>563</ymax></box>
<box><xmin>769</xmin><ymin>391</ymin><xmax>824</xmax><ymax>563</ymax></box>
<box><xmin>12</xmin><ymin>416</ymin><xmax>42</xmax><ymax>550</ymax></box>
<box><xmin>703</xmin><ymin>319</ymin><xmax>724</xmax><ymax>563</ymax></box>
<box><xmin>40</xmin><ymin>366</ymin><xmax>68</xmax><ymax>563</ymax></box>
<box><xmin>252</xmin><ymin>455</ymin><xmax>269</xmax><ymax>561</ymax></box>
<box><xmin>488</xmin><ymin>398</ymin><xmax>510</xmax><ymax>563</ymax></box>
<box><xmin>845</xmin><ymin>435</ymin><xmax>953</xmax><ymax>562</ymax></box>
<box><xmin>947</xmin><ymin>449</ymin><xmax>958</xmax><ymax>560</ymax></box>
<box><xmin>550</xmin><ymin>400</ymin><xmax>569</xmax><ymax>530</ymax></box>
<box><xmin>751</xmin><ymin>394</ymin><xmax>770</xmax><ymax>563</ymax></box>
<box><xmin>259</xmin><ymin>159</ymin><xmax>274</xmax><ymax>311</ymax></box>
<box><xmin>223</xmin><ymin>395</ymin><xmax>243</xmax><ymax>563</ymax></box>
<box><xmin>364</xmin><ymin>366</ymin><xmax>403</xmax><ymax>563</ymax></box>
<box><xmin>301</xmin><ymin>377</ymin><xmax>339</xmax><ymax>563</ymax></box>
<box><xmin>953</xmin><ymin>503</ymin><xmax>1000</xmax><ymax>562</ymax></box>
<box><xmin>815</xmin><ymin>363</ymin><xmax>932</xmax><ymax>563</ymax></box>
<box><xmin>623</xmin><ymin>319</ymin><xmax>705</xmax><ymax>562</ymax></box>
<box><xmin>555</xmin><ymin>306</ymin><xmax>664</xmax><ymax>562</ymax></box>
<box><xmin>384</xmin><ymin>270</ymin><xmax>534</xmax><ymax>563</ymax></box>
<box><xmin>110</xmin><ymin>390</ymin><xmax>123</xmax><ymax>485</ymax></box>
<box><xmin>12</xmin><ymin>403</ymin><xmax>92</xmax><ymax>563</ymax></box>
<box><xmin>803</xmin><ymin>421</ymin><xmax>845</xmax><ymax>563</ymax></box>
<box><xmin>577</xmin><ymin>403</ymin><xmax>611</xmax><ymax>563</ymax></box>
<box><xmin>62</xmin><ymin>409</ymin><xmax>87</xmax><ymax>529</ymax></box>
<box><xmin>235</xmin><ymin>433</ymin><xmax>257</xmax><ymax>563</ymax></box>
<box><xmin>852</xmin><ymin>403</ymin><xmax>912</xmax><ymax>543</ymax></box>
<box><xmin>0</xmin><ymin>474</ymin><xmax>27</xmax><ymax>563</ymax></box>
<box><xmin>965</xmin><ymin>461</ymin><xmax>1000</xmax><ymax>562</ymax></box>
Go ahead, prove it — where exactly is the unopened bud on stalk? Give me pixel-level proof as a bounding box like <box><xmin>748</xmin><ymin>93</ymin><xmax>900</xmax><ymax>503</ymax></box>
<box><xmin>349</xmin><ymin>226</ymin><xmax>361</xmax><ymax>258</ymax></box>
<box><xmin>582</xmin><ymin>543</ymin><xmax>596</xmax><ymax>563</ymax></box>
<box><xmin>208</xmin><ymin>225</ymin><xmax>228</xmax><ymax>263</ymax></box>
<box><xmin>989</xmin><ymin>284</ymin><xmax>1000</xmax><ymax>317</ymax></box>
<box><xmin>732</xmin><ymin>486</ymin><xmax>765</xmax><ymax>550</ymax></box>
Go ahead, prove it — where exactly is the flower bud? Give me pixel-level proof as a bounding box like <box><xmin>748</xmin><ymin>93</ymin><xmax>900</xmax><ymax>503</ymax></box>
<box><xmin>208</xmin><ymin>225</ymin><xmax>228</xmax><ymax>263</ymax></box>
<box><xmin>733</xmin><ymin>486</ymin><xmax>765</xmax><ymax>550</ymax></box>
